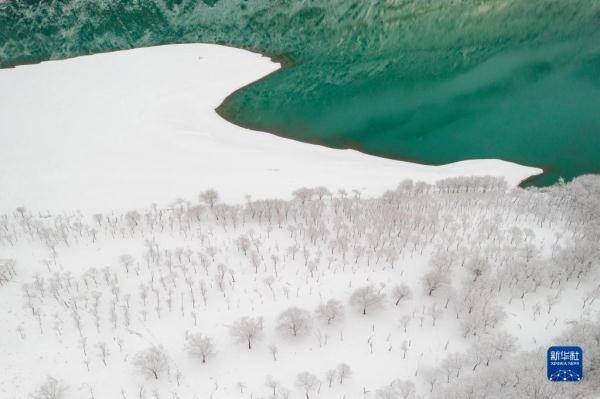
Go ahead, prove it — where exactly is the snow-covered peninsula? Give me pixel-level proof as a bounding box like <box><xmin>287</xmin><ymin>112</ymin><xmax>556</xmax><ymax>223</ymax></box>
<box><xmin>0</xmin><ymin>44</ymin><xmax>541</xmax><ymax>213</ymax></box>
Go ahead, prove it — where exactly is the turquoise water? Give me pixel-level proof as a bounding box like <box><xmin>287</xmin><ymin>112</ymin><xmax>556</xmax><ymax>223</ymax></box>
<box><xmin>1</xmin><ymin>0</ymin><xmax>599</xmax><ymax>185</ymax></box>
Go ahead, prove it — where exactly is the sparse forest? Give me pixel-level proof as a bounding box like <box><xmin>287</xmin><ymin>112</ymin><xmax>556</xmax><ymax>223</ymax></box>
<box><xmin>1</xmin><ymin>175</ymin><xmax>599</xmax><ymax>398</ymax></box>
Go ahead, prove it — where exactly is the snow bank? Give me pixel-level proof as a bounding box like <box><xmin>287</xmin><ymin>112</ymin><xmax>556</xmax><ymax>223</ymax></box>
<box><xmin>0</xmin><ymin>44</ymin><xmax>542</xmax><ymax>213</ymax></box>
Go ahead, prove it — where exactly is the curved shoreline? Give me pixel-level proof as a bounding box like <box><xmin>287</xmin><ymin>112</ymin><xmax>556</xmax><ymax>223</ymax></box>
<box><xmin>0</xmin><ymin>43</ymin><xmax>542</xmax><ymax>213</ymax></box>
<box><xmin>215</xmin><ymin>47</ymin><xmax>552</xmax><ymax>190</ymax></box>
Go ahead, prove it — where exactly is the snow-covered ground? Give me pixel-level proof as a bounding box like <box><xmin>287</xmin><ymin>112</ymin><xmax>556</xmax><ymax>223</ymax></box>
<box><xmin>1</xmin><ymin>177</ymin><xmax>599</xmax><ymax>399</ymax></box>
<box><xmin>0</xmin><ymin>44</ymin><xmax>540</xmax><ymax>213</ymax></box>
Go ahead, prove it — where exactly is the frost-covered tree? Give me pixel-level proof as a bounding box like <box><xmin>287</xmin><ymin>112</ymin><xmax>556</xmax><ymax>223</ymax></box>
<box><xmin>132</xmin><ymin>345</ymin><xmax>169</xmax><ymax>380</ymax></box>
<box><xmin>235</xmin><ymin>235</ymin><xmax>251</xmax><ymax>256</ymax></box>
<box><xmin>399</xmin><ymin>315</ymin><xmax>411</xmax><ymax>333</ymax></box>
<box><xmin>95</xmin><ymin>342</ymin><xmax>110</xmax><ymax>366</ymax></box>
<box><xmin>277</xmin><ymin>306</ymin><xmax>312</xmax><ymax>337</ymax></box>
<box><xmin>421</xmin><ymin>270</ymin><xmax>450</xmax><ymax>296</ymax></box>
<box><xmin>349</xmin><ymin>285</ymin><xmax>385</xmax><ymax>315</ymax></box>
<box><xmin>200</xmin><ymin>189</ymin><xmax>219</xmax><ymax>208</ymax></box>
<box><xmin>0</xmin><ymin>259</ymin><xmax>16</xmax><ymax>286</ymax></box>
<box><xmin>460</xmin><ymin>302</ymin><xmax>506</xmax><ymax>338</ymax></box>
<box><xmin>325</xmin><ymin>368</ymin><xmax>337</xmax><ymax>388</ymax></box>
<box><xmin>391</xmin><ymin>283</ymin><xmax>412</xmax><ymax>307</ymax></box>
<box><xmin>426</xmin><ymin>304</ymin><xmax>443</xmax><ymax>326</ymax></box>
<box><xmin>440</xmin><ymin>352</ymin><xmax>467</xmax><ymax>382</ymax></box>
<box><xmin>265</xmin><ymin>375</ymin><xmax>280</xmax><ymax>397</ymax></box>
<box><xmin>336</xmin><ymin>363</ymin><xmax>352</xmax><ymax>384</ymax></box>
<box><xmin>401</xmin><ymin>340</ymin><xmax>409</xmax><ymax>359</ymax></box>
<box><xmin>315</xmin><ymin>299</ymin><xmax>344</xmax><ymax>325</ymax></box>
<box><xmin>391</xmin><ymin>379</ymin><xmax>416</xmax><ymax>399</ymax></box>
<box><xmin>30</xmin><ymin>376</ymin><xmax>67</xmax><ymax>399</ymax></box>
<box><xmin>421</xmin><ymin>367</ymin><xmax>441</xmax><ymax>392</ymax></box>
<box><xmin>314</xmin><ymin>186</ymin><xmax>332</xmax><ymax>200</ymax></box>
<box><xmin>185</xmin><ymin>332</ymin><xmax>216</xmax><ymax>363</ymax></box>
<box><xmin>432</xmin><ymin>315</ymin><xmax>600</xmax><ymax>399</ymax></box>
<box><xmin>292</xmin><ymin>188</ymin><xmax>314</xmax><ymax>205</ymax></box>
<box><xmin>465</xmin><ymin>256</ymin><xmax>490</xmax><ymax>283</ymax></box>
<box><xmin>228</xmin><ymin>316</ymin><xmax>264</xmax><ymax>349</ymax></box>
<box><xmin>118</xmin><ymin>254</ymin><xmax>133</xmax><ymax>274</ymax></box>
<box><xmin>295</xmin><ymin>371</ymin><xmax>320</xmax><ymax>399</ymax></box>
<box><xmin>490</xmin><ymin>331</ymin><xmax>518</xmax><ymax>360</ymax></box>
<box><xmin>268</xmin><ymin>343</ymin><xmax>278</xmax><ymax>361</ymax></box>
<box><xmin>375</xmin><ymin>385</ymin><xmax>398</xmax><ymax>399</ymax></box>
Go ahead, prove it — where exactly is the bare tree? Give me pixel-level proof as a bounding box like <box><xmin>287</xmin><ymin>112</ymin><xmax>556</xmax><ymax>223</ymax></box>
<box><xmin>399</xmin><ymin>315</ymin><xmax>411</xmax><ymax>333</ymax></box>
<box><xmin>268</xmin><ymin>343</ymin><xmax>278</xmax><ymax>361</ymax></box>
<box><xmin>265</xmin><ymin>375</ymin><xmax>280</xmax><ymax>397</ymax></box>
<box><xmin>465</xmin><ymin>257</ymin><xmax>490</xmax><ymax>283</ymax></box>
<box><xmin>325</xmin><ymin>368</ymin><xmax>337</xmax><ymax>388</ymax></box>
<box><xmin>314</xmin><ymin>186</ymin><xmax>332</xmax><ymax>200</ymax></box>
<box><xmin>277</xmin><ymin>386</ymin><xmax>291</xmax><ymax>399</ymax></box>
<box><xmin>277</xmin><ymin>306</ymin><xmax>312</xmax><ymax>337</ymax></box>
<box><xmin>30</xmin><ymin>376</ymin><xmax>68</xmax><ymax>399</ymax></box>
<box><xmin>0</xmin><ymin>259</ymin><xmax>16</xmax><ymax>286</ymax></box>
<box><xmin>185</xmin><ymin>333</ymin><xmax>216</xmax><ymax>363</ymax></box>
<box><xmin>490</xmin><ymin>331</ymin><xmax>517</xmax><ymax>360</ymax></box>
<box><xmin>295</xmin><ymin>371</ymin><xmax>320</xmax><ymax>399</ymax></box>
<box><xmin>400</xmin><ymin>340</ymin><xmax>409</xmax><ymax>359</ymax></box>
<box><xmin>315</xmin><ymin>299</ymin><xmax>344</xmax><ymax>325</ymax></box>
<box><xmin>336</xmin><ymin>363</ymin><xmax>352</xmax><ymax>384</ymax></box>
<box><xmin>391</xmin><ymin>283</ymin><xmax>413</xmax><ymax>307</ymax></box>
<box><xmin>95</xmin><ymin>342</ymin><xmax>110</xmax><ymax>366</ymax></box>
<box><xmin>235</xmin><ymin>235</ymin><xmax>251</xmax><ymax>256</ymax></box>
<box><xmin>349</xmin><ymin>285</ymin><xmax>385</xmax><ymax>315</ymax></box>
<box><xmin>421</xmin><ymin>270</ymin><xmax>450</xmax><ymax>296</ymax></box>
<box><xmin>421</xmin><ymin>367</ymin><xmax>441</xmax><ymax>392</ymax></box>
<box><xmin>390</xmin><ymin>379</ymin><xmax>416</xmax><ymax>399</ymax></box>
<box><xmin>292</xmin><ymin>188</ymin><xmax>314</xmax><ymax>205</ymax></box>
<box><xmin>228</xmin><ymin>316</ymin><xmax>264</xmax><ymax>350</ymax></box>
<box><xmin>375</xmin><ymin>385</ymin><xmax>398</xmax><ymax>399</ymax></box>
<box><xmin>427</xmin><ymin>304</ymin><xmax>443</xmax><ymax>326</ymax></box>
<box><xmin>118</xmin><ymin>254</ymin><xmax>134</xmax><ymax>274</ymax></box>
<box><xmin>132</xmin><ymin>346</ymin><xmax>169</xmax><ymax>380</ymax></box>
<box><xmin>440</xmin><ymin>353</ymin><xmax>466</xmax><ymax>382</ymax></box>
<box><xmin>200</xmin><ymin>189</ymin><xmax>219</xmax><ymax>209</ymax></box>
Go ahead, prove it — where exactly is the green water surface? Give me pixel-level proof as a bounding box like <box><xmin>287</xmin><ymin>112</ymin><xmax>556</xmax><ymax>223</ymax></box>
<box><xmin>1</xmin><ymin>0</ymin><xmax>599</xmax><ymax>185</ymax></box>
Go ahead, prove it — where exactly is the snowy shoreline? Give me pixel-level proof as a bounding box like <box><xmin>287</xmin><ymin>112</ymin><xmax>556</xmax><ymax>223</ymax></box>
<box><xmin>0</xmin><ymin>44</ymin><xmax>542</xmax><ymax>213</ymax></box>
